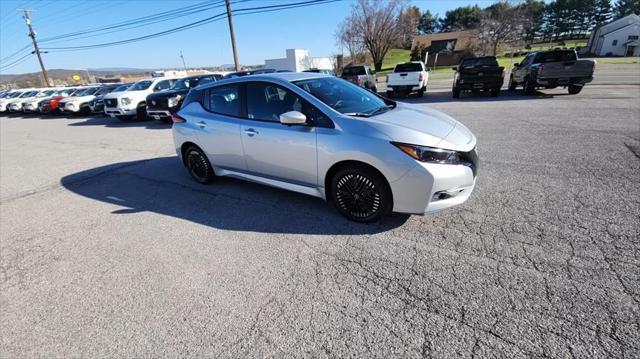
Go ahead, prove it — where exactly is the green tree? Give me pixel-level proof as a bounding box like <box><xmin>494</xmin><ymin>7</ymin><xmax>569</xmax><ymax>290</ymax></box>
<box><xmin>438</xmin><ymin>5</ymin><xmax>482</xmax><ymax>32</ymax></box>
<box><xmin>614</xmin><ymin>0</ymin><xmax>640</xmax><ymax>18</ymax></box>
<box><xmin>418</xmin><ymin>9</ymin><xmax>439</xmax><ymax>34</ymax></box>
<box><xmin>592</xmin><ymin>0</ymin><xmax>612</xmax><ymax>28</ymax></box>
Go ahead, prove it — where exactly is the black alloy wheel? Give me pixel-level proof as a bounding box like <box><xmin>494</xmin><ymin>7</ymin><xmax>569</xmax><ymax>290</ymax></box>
<box><xmin>523</xmin><ymin>77</ymin><xmax>535</xmax><ymax>95</ymax></box>
<box><xmin>186</xmin><ymin>146</ymin><xmax>214</xmax><ymax>184</ymax></box>
<box><xmin>331</xmin><ymin>166</ymin><xmax>392</xmax><ymax>222</ymax></box>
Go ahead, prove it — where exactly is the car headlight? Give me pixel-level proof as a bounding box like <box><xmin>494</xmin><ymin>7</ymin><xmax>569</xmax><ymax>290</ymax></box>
<box><xmin>391</xmin><ymin>142</ymin><xmax>461</xmax><ymax>164</ymax></box>
<box><xmin>167</xmin><ymin>94</ymin><xmax>182</xmax><ymax>107</ymax></box>
<box><xmin>121</xmin><ymin>97</ymin><xmax>132</xmax><ymax>105</ymax></box>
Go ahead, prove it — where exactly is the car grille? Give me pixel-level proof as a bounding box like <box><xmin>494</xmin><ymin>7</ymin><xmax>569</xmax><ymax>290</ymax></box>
<box><xmin>104</xmin><ymin>99</ymin><xmax>117</xmax><ymax>108</ymax></box>
<box><xmin>148</xmin><ymin>98</ymin><xmax>167</xmax><ymax>108</ymax></box>
<box><xmin>460</xmin><ymin>147</ymin><xmax>479</xmax><ymax>177</ymax></box>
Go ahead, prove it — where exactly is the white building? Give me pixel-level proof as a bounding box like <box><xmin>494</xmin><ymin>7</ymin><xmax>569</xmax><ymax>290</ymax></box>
<box><xmin>586</xmin><ymin>14</ymin><xmax>640</xmax><ymax>57</ymax></box>
<box><xmin>264</xmin><ymin>49</ymin><xmax>333</xmax><ymax>72</ymax></box>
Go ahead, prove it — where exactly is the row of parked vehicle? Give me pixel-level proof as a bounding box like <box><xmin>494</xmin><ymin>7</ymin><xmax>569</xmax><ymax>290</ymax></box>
<box><xmin>382</xmin><ymin>49</ymin><xmax>595</xmax><ymax>99</ymax></box>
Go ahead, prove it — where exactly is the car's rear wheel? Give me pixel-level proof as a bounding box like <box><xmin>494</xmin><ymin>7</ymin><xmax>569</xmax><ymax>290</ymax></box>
<box><xmin>185</xmin><ymin>146</ymin><xmax>214</xmax><ymax>184</ymax></box>
<box><xmin>386</xmin><ymin>90</ymin><xmax>394</xmax><ymax>98</ymax></box>
<box><xmin>417</xmin><ymin>88</ymin><xmax>425</xmax><ymax>97</ymax></box>
<box><xmin>523</xmin><ymin>77</ymin><xmax>534</xmax><ymax>94</ymax></box>
<box><xmin>331</xmin><ymin>165</ymin><xmax>392</xmax><ymax>223</ymax></box>
<box><xmin>568</xmin><ymin>85</ymin><xmax>583</xmax><ymax>95</ymax></box>
<box><xmin>490</xmin><ymin>88</ymin><xmax>500</xmax><ymax>97</ymax></box>
<box><xmin>508</xmin><ymin>76</ymin><xmax>517</xmax><ymax>91</ymax></box>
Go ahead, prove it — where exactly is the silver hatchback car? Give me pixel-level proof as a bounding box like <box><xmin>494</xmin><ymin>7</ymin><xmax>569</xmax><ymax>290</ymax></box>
<box><xmin>172</xmin><ymin>72</ymin><xmax>478</xmax><ymax>222</ymax></box>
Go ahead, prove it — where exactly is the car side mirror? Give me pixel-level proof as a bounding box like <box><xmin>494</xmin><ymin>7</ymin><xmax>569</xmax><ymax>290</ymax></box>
<box><xmin>279</xmin><ymin>111</ymin><xmax>307</xmax><ymax>125</ymax></box>
<box><xmin>513</xmin><ymin>63</ymin><xmax>520</xmax><ymax>67</ymax></box>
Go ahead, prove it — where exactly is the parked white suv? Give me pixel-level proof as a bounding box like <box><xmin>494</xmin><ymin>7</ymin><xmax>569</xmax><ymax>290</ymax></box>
<box><xmin>102</xmin><ymin>77</ymin><xmax>177</xmax><ymax>120</ymax></box>
<box><xmin>386</xmin><ymin>61</ymin><xmax>429</xmax><ymax>98</ymax></box>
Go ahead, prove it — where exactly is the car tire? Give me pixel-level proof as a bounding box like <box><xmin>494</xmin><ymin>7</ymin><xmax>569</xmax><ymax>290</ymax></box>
<box><xmin>185</xmin><ymin>146</ymin><xmax>215</xmax><ymax>184</ymax></box>
<box><xmin>417</xmin><ymin>88</ymin><xmax>425</xmax><ymax>97</ymax></box>
<box><xmin>331</xmin><ymin>165</ymin><xmax>392</xmax><ymax>223</ymax></box>
<box><xmin>490</xmin><ymin>88</ymin><xmax>500</xmax><ymax>97</ymax></box>
<box><xmin>452</xmin><ymin>87</ymin><xmax>461</xmax><ymax>98</ymax></box>
<box><xmin>371</xmin><ymin>85</ymin><xmax>378</xmax><ymax>93</ymax></box>
<box><xmin>568</xmin><ymin>85</ymin><xmax>583</xmax><ymax>95</ymax></box>
<box><xmin>508</xmin><ymin>76</ymin><xmax>517</xmax><ymax>91</ymax></box>
<box><xmin>135</xmin><ymin>103</ymin><xmax>148</xmax><ymax>121</ymax></box>
<box><xmin>386</xmin><ymin>90</ymin><xmax>394</xmax><ymax>98</ymax></box>
<box><xmin>523</xmin><ymin>77</ymin><xmax>534</xmax><ymax>95</ymax></box>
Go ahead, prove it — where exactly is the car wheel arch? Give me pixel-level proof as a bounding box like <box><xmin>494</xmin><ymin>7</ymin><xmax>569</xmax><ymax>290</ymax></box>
<box><xmin>323</xmin><ymin>160</ymin><xmax>392</xmax><ymax>203</ymax></box>
<box><xmin>180</xmin><ymin>141</ymin><xmax>204</xmax><ymax>167</ymax></box>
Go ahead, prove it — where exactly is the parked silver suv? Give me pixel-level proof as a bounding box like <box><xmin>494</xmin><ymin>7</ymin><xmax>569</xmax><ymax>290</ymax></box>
<box><xmin>172</xmin><ymin>73</ymin><xmax>478</xmax><ymax>222</ymax></box>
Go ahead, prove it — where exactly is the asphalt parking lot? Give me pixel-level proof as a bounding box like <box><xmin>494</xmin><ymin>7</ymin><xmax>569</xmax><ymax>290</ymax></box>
<box><xmin>1</xmin><ymin>84</ymin><xmax>639</xmax><ymax>357</ymax></box>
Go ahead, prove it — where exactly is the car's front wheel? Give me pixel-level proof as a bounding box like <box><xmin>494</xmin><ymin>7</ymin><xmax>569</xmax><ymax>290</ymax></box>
<box><xmin>185</xmin><ymin>146</ymin><xmax>215</xmax><ymax>184</ymax></box>
<box><xmin>331</xmin><ymin>165</ymin><xmax>392</xmax><ymax>223</ymax></box>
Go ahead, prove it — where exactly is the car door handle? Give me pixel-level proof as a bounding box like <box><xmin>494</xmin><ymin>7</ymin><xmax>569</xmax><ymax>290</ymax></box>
<box><xmin>244</xmin><ymin>128</ymin><xmax>258</xmax><ymax>136</ymax></box>
<box><xmin>196</xmin><ymin>121</ymin><xmax>206</xmax><ymax>128</ymax></box>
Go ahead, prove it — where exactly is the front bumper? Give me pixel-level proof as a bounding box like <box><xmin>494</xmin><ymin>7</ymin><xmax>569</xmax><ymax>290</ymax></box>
<box><xmin>7</xmin><ymin>103</ymin><xmax>22</xmax><ymax>112</ymax></box>
<box><xmin>146</xmin><ymin>108</ymin><xmax>174</xmax><ymax>120</ymax></box>
<box><xmin>22</xmin><ymin>103</ymin><xmax>39</xmax><ymax>112</ymax></box>
<box><xmin>104</xmin><ymin>106</ymin><xmax>136</xmax><ymax>117</ymax></box>
<box><xmin>63</xmin><ymin>103</ymin><xmax>81</xmax><ymax>113</ymax></box>
<box><xmin>390</xmin><ymin>151</ymin><xmax>478</xmax><ymax>214</ymax></box>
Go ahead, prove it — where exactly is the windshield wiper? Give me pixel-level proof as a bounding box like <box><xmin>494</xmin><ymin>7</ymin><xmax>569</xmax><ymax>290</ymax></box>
<box><xmin>343</xmin><ymin>112</ymin><xmax>371</xmax><ymax>117</ymax></box>
<box><xmin>368</xmin><ymin>105</ymin><xmax>392</xmax><ymax>117</ymax></box>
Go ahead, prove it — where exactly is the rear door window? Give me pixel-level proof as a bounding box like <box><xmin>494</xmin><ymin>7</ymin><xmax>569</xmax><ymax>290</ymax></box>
<box><xmin>205</xmin><ymin>85</ymin><xmax>241</xmax><ymax>117</ymax></box>
<box><xmin>394</xmin><ymin>63</ymin><xmax>423</xmax><ymax>72</ymax></box>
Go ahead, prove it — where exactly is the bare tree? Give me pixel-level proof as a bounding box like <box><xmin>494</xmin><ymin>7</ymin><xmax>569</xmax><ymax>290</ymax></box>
<box><xmin>477</xmin><ymin>1</ymin><xmax>532</xmax><ymax>56</ymax></box>
<box><xmin>335</xmin><ymin>20</ymin><xmax>366</xmax><ymax>64</ymax></box>
<box><xmin>338</xmin><ymin>0</ymin><xmax>407</xmax><ymax>71</ymax></box>
<box><xmin>397</xmin><ymin>6</ymin><xmax>421</xmax><ymax>49</ymax></box>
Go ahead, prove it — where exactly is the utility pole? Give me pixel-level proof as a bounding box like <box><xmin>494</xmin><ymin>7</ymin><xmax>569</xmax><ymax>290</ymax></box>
<box><xmin>19</xmin><ymin>9</ymin><xmax>51</xmax><ymax>87</ymax></box>
<box><xmin>180</xmin><ymin>51</ymin><xmax>188</xmax><ymax>73</ymax></box>
<box><xmin>224</xmin><ymin>0</ymin><xmax>240</xmax><ymax>71</ymax></box>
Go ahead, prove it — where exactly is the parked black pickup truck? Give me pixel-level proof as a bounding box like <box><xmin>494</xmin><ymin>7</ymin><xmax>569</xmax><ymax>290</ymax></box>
<box><xmin>508</xmin><ymin>50</ymin><xmax>595</xmax><ymax>95</ymax></box>
<box><xmin>452</xmin><ymin>56</ymin><xmax>504</xmax><ymax>98</ymax></box>
<box><xmin>146</xmin><ymin>74</ymin><xmax>221</xmax><ymax>121</ymax></box>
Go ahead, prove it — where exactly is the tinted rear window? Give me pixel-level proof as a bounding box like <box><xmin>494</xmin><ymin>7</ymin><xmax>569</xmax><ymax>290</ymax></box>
<box><xmin>394</xmin><ymin>63</ymin><xmax>423</xmax><ymax>72</ymax></box>
<box><xmin>205</xmin><ymin>85</ymin><xmax>241</xmax><ymax>117</ymax></box>
<box><xmin>534</xmin><ymin>51</ymin><xmax>577</xmax><ymax>63</ymax></box>
<box><xmin>460</xmin><ymin>57</ymin><xmax>498</xmax><ymax>68</ymax></box>
<box><xmin>342</xmin><ymin>67</ymin><xmax>366</xmax><ymax>76</ymax></box>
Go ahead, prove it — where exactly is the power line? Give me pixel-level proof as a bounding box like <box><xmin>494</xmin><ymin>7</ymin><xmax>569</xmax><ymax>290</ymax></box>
<box><xmin>0</xmin><ymin>44</ymin><xmax>32</xmax><ymax>63</ymax></box>
<box><xmin>41</xmin><ymin>0</ymin><xmax>339</xmax><ymax>52</ymax></box>
<box><xmin>0</xmin><ymin>53</ymin><xmax>33</xmax><ymax>72</ymax></box>
<box><xmin>39</xmin><ymin>0</ymin><xmax>224</xmax><ymax>43</ymax></box>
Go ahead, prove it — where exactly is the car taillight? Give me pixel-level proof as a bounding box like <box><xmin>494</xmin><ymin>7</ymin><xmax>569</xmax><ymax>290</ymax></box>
<box><xmin>419</xmin><ymin>73</ymin><xmax>423</xmax><ymax>81</ymax></box>
<box><xmin>357</xmin><ymin>77</ymin><xmax>363</xmax><ymax>84</ymax></box>
<box><xmin>537</xmin><ymin>65</ymin><xmax>544</xmax><ymax>77</ymax></box>
<box><xmin>171</xmin><ymin>114</ymin><xmax>186</xmax><ymax>123</ymax></box>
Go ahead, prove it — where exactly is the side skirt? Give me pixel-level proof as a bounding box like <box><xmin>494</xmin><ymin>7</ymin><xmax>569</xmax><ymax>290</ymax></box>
<box><xmin>215</xmin><ymin>167</ymin><xmax>326</xmax><ymax>200</ymax></box>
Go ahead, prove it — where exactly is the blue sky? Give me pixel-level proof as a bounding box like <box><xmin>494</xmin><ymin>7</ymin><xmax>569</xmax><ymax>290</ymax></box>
<box><xmin>1</xmin><ymin>0</ymin><xmax>503</xmax><ymax>74</ymax></box>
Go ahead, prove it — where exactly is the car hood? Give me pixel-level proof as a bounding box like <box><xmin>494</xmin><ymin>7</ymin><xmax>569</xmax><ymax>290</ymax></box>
<box><xmin>104</xmin><ymin>89</ymin><xmax>147</xmax><ymax>99</ymax></box>
<box><xmin>60</xmin><ymin>95</ymin><xmax>95</xmax><ymax>103</ymax></box>
<box><xmin>147</xmin><ymin>89</ymin><xmax>187</xmax><ymax>100</ymax></box>
<box><xmin>357</xmin><ymin>102</ymin><xmax>476</xmax><ymax>152</ymax></box>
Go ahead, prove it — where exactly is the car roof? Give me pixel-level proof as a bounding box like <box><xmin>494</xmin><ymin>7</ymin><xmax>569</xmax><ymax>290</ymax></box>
<box><xmin>200</xmin><ymin>72</ymin><xmax>329</xmax><ymax>89</ymax></box>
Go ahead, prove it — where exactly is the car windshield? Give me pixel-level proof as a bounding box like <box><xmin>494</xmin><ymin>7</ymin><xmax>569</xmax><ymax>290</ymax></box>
<box><xmin>82</xmin><ymin>87</ymin><xmax>100</xmax><ymax>96</ymax></box>
<box><xmin>394</xmin><ymin>63</ymin><xmax>423</xmax><ymax>72</ymax></box>
<box><xmin>20</xmin><ymin>91</ymin><xmax>36</xmax><ymax>97</ymax></box>
<box><xmin>41</xmin><ymin>90</ymin><xmax>56</xmax><ymax>96</ymax></box>
<box><xmin>294</xmin><ymin>77</ymin><xmax>390</xmax><ymax>117</ymax></box>
<box><xmin>172</xmin><ymin>77</ymin><xmax>199</xmax><ymax>90</ymax></box>
<box><xmin>460</xmin><ymin>57</ymin><xmax>498</xmax><ymax>68</ymax></box>
<box><xmin>112</xmin><ymin>84</ymin><xmax>130</xmax><ymax>92</ymax></box>
<box><xmin>342</xmin><ymin>67</ymin><xmax>366</xmax><ymax>76</ymax></box>
<box><xmin>129</xmin><ymin>80</ymin><xmax>152</xmax><ymax>91</ymax></box>
<box><xmin>9</xmin><ymin>92</ymin><xmax>23</xmax><ymax>98</ymax></box>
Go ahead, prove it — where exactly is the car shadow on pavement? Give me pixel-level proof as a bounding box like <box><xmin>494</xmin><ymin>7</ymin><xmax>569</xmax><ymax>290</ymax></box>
<box><xmin>68</xmin><ymin>116</ymin><xmax>172</xmax><ymax>130</ymax></box>
<box><xmin>60</xmin><ymin>156</ymin><xmax>409</xmax><ymax>235</ymax></box>
<box><xmin>391</xmin><ymin>89</ymin><xmax>570</xmax><ymax>104</ymax></box>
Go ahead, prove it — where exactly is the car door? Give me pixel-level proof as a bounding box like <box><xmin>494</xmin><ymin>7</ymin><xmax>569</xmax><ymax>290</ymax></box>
<box><xmin>195</xmin><ymin>84</ymin><xmax>246</xmax><ymax>171</ymax></box>
<box><xmin>514</xmin><ymin>54</ymin><xmax>533</xmax><ymax>82</ymax></box>
<box><xmin>239</xmin><ymin>81</ymin><xmax>319</xmax><ymax>186</ymax></box>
